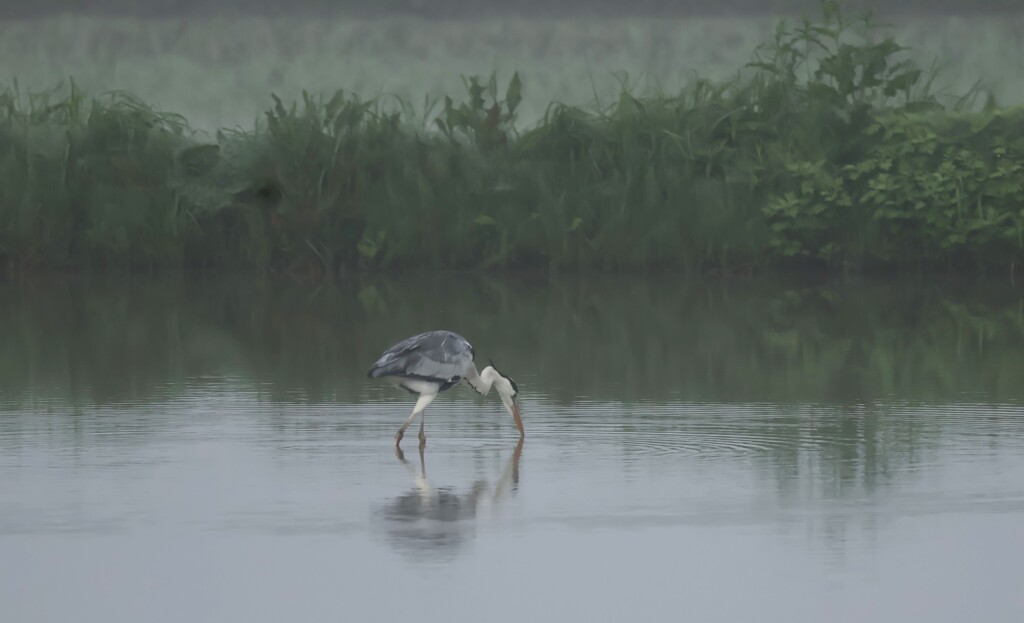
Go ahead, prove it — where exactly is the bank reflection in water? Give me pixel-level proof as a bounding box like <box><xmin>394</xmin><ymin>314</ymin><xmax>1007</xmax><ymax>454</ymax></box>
<box><xmin>377</xmin><ymin>440</ymin><xmax>524</xmax><ymax>561</ymax></box>
<box><xmin>3</xmin><ymin>273</ymin><xmax>1024</xmax><ymax>409</ymax></box>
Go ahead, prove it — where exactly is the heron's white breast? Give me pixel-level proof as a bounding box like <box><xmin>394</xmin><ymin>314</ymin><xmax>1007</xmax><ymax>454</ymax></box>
<box><xmin>394</xmin><ymin>378</ymin><xmax>443</xmax><ymax>395</ymax></box>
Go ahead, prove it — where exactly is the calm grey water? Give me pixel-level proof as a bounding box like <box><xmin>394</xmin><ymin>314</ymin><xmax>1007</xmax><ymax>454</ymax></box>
<box><xmin>2</xmin><ymin>274</ymin><xmax>1023</xmax><ymax>622</ymax></box>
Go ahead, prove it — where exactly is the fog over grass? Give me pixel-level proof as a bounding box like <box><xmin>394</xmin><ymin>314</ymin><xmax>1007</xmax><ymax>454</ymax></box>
<box><xmin>0</xmin><ymin>14</ymin><xmax>1021</xmax><ymax>132</ymax></box>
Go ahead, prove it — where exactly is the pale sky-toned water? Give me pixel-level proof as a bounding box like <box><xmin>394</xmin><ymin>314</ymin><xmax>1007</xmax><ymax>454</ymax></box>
<box><xmin>2</xmin><ymin>275</ymin><xmax>1023</xmax><ymax>622</ymax></box>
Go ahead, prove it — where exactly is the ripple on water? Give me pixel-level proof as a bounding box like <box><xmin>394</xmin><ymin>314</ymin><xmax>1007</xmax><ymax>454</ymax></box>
<box><xmin>518</xmin><ymin>399</ymin><xmax>1024</xmax><ymax>464</ymax></box>
<box><xmin>521</xmin><ymin>401</ymin><xmax>809</xmax><ymax>461</ymax></box>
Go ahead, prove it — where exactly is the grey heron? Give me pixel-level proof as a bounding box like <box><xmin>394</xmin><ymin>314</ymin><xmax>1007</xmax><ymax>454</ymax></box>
<box><xmin>368</xmin><ymin>330</ymin><xmax>524</xmax><ymax>447</ymax></box>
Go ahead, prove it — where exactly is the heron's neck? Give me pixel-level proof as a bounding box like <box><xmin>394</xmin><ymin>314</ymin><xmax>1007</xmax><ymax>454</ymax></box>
<box><xmin>466</xmin><ymin>365</ymin><xmax>497</xmax><ymax>396</ymax></box>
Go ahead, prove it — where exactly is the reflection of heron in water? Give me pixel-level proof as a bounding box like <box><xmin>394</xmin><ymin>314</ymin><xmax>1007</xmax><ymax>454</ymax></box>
<box><xmin>368</xmin><ymin>330</ymin><xmax>525</xmax><ymax>448</ymax></box>
<box><xmin>378</xmin><ymin>440</ymin><xmax>524</xmax><ymax>561</ymax></box>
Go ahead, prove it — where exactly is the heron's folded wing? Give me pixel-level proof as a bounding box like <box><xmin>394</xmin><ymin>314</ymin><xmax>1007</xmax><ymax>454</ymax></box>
<box><xmin>368</xmin><ymin>331</ymin><xmax>474</xmax><ymax>381</ymax></box>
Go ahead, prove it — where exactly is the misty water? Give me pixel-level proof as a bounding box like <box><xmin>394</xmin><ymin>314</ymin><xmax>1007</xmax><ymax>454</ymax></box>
<box><xmin>2</xmin><ymin>273</ymin><xmax>1023</xmax><ymax>622</ymax></box>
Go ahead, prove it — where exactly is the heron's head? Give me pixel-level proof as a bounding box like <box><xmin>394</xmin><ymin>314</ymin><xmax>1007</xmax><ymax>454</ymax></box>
<box><xmin>488</xmin><ymin>361</ymin><xmax>524</xmax><ymax>438</ymax></box>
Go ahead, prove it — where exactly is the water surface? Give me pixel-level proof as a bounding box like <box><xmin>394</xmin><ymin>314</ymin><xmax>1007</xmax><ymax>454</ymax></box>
<box><xmin>2</xmin><ymin>274</ymin><xmax>1023</xmax><ymax>622</ymax></box>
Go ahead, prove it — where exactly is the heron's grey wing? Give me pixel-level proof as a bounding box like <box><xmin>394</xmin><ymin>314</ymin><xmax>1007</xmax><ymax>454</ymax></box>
<box><xmin>368</xmin><ymin>330</ymin><xmax>474</xmax><ymax>381</ymax></box>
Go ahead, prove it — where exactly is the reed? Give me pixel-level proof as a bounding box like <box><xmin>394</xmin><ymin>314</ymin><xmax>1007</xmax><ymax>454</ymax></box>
<box><xmin>1</xmin><ymin>2</ymin><xmax>1021</xmax><ymax>275</ymax></box>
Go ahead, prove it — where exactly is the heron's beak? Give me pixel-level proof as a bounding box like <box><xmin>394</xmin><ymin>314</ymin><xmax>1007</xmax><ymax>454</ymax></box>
<box><xmin>511</xmin><ymin>398</ymin><xmax>525</xmax><ymax>438</ymax></box>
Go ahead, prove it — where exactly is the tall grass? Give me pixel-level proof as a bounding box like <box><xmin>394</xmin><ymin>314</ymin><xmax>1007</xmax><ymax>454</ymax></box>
<box><xmin>1</xmin><ymin>2</ymin><xmax>1022</xmax><ymax>275</ymax></box>
<box><xmin>4</xmin><ymin>12</ymin><xmax>1021</xmax><ymax>132</ymax></box>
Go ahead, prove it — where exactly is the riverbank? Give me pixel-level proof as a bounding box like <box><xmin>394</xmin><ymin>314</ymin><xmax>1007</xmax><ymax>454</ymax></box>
<box><xmin>2</xmin><ymin>3</ymin><xmax>1022</xmax><ymax>276</ymax></box>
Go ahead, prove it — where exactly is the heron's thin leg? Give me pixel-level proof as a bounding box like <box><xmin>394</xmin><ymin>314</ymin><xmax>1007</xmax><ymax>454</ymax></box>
<box><xmin>418</xmin><ymin>410</ymin><xmax>427</xmax><ymax>447</ymax></box>
<box><xmin>395</xmin><ymin>393</ymin><xmax>436</xmax><ymax>448</ymax></box>
<box><xmin>395</xmin><ymin>410</ymin><xmax>418</xmax><ymax>446</ymax></box>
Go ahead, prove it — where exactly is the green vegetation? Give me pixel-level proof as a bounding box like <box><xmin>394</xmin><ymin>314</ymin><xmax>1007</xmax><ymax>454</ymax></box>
<box><xmin>1</xmin><ymin>2</ymin><xmax>1023</xmax><ymax>274</ymax></box>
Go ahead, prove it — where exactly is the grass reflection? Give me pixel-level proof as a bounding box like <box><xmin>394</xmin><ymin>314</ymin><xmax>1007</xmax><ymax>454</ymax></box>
<box><xmin>1</xmin><ymin>273</ymin><xmax>1022</xmax><ymax>406</ymax></box>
